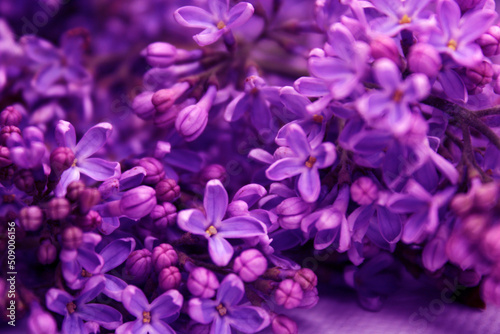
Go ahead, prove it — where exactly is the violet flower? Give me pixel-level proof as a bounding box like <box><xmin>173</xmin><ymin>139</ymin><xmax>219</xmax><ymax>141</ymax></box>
<box><xmin>177</xmin><ymin>179</ymin><xmax>267</xmax><ymax>266</ymax></box>
<box><xmin>54</xmin><ymin>120</ymin><xmax>121</xmax><ymax>197</ymax></box>
<box><xmin>174</xmin><ymin>0</ymin><xmax>255</xmax><ymax>46</ymax></box>
<box><xmin>188</xmin><ymin>274</ymin><xmax>270</xmax><ymax>333</ymax></box>
<box><xmin>7</xmin><ymin>126</ymin><xmax>46</xmax><ymax>169</ymax></box>
<box><xmin>266</xmin><ymin>123</ymin><xmax>336</xmax><ymax>203</ymax></box>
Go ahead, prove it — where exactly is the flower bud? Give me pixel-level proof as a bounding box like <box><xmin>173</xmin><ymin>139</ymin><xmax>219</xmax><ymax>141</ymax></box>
<box><xmin>19</xmin><ymin>206</ymin><xmax>43</xmax><ymax>231</ymax></box>
<box><xmin>350</xmin><ymin>177</ymin><xmax>378</xmax><ymax>205</ymax></box>
<box><xmin>0</xmin><ymin>146</ymin><xmax>11</xmax><ymax>167</ymax></box>
<box><xmin>482</xmin><ymin>225</ymin><xmax>500</xmax><ymax>261</ymax></box>
<box><xmin>150</xmin><ymin>202</ymin><xmax>177</xmax><ymax>228</ymax></box>
<box><xmin>125</xmin><ymin>249</ymin><xmax>152</xmax><ymax>283</ymax></box>
<box><xmin>465</xmin><ymin>61</ymin><xmax>493</xmax><ymax>93</ymax></box>
<box><xmin>78</xmin><ymin>188</ymin><xmax>101</xmax><ymax>214</ymax></box>
<box><xmin>271</xmin><ymin>314</ymin><xmax>298</xmax><ymax>334</ymax></box>
<box><xmin>138</xmin><ymin>157</ymin><xmax>165</xmax><ymax>185</ymax></box>
<box><xmin>152</xmin><ymin>243</ymin><xmax>178</xmax><ymax>272</ymax></box>
<box><xmin>158</xmin><ymin>266</ymin><xmax>182</xmax><ymax>291</ymax></box>
<box><xmin>143</xmin><ymin>42</ymin><xmax>177</xmax><ymax>67</ymax></box>
<box><xmin>187</xmin><ymin>267</ymin><xmax>220</xmax><ymax>298</ymax></box>
<box><xmin>76</xmin><ymin>210</ymin><xmax>102</xmax><ymax>231</ymax></box>
<box><xmin>274</xmin><ymin>279</ymin><xmax>303</xmax><ymax>309</ymax></box>
<box><xmin>119</xmin><ymin>185</ymin><xmax>157</xmax><ymax>220</ymax></box>
<box><xmin>234</xmin><ymin>249</ymin><xmax>268</xmax><ymax>282</ymax></box>
<box><xmin>132</xmin><ymin>91</ymin><xmax>155</xmax><ymax>120</ymax></box>
<box><xmin>456</xmin><ymin>0</ymin><xmax>482</xmax><ymax>11</ymax></box>
<box><xmin>227</xmin><ymin>200</ymin><xmax>249</xmax><ymax>217</ymax></box>
<box><xmin>14</xmin><ymin>169</ymin><xmax>36</xmax><ymax>195</ymax></box>
<box><xmin>61</xmin><ymin>226</ymin><xmax>83</xmax><ymax>249</ymax></box>
<box><xmin>50</xmin><ymin>147</ymin><xmax>75</xmax><ymax>176</ymax></box>
<box><xmin>408</xmin><ymin>43</ymin><xmax>441</xmax><ymax>78</ymax></box>
<box><xmin>0</xmin><ymin>125</ymin><xmax>21</xmax><ymax>146</ymax></box>
<box><xmin>199</xmin><ymin>164</ymin><xmax>227</xmax><ymax>186</ymax></box>
<box><xmin>276</xmin><ymin>197</ymin><xmax>312</xmax><ymax>229</ymax></box>
<box><xmin>175</xmin><ymin>104</ymin><xmax>209</xmax><ymax>142</ymax></box>
<box><xmin>462</xmin><ymin>214</ymin><xmax>489</xmax><ymax>241</ymax></box>
<box><xmin>450</xmin><ymin>193</ymin><xmax>474</xmax><ymax>217</ymax></box>
<box><xmin>0</xmin><ymin>106</ymin><xmax>22</xmax><ymax>127</ymax></box>
<box><xmin>152</xmin><ymin>82</ymin><xmax>190</xmax><ymax>114</ymax></box>
<box><xmin>155</xmin><ymin>178</ymin><xmax>180</xmax><ymax>202</ymax></box>
<box><xmin>370</xmin><ymin>36</ymin><xmax>401</xmax><ymax>67</ymax></box>
<box><xmin>98</xmin><ymin>178</ymin><xmax>120</xmax><ymax>200</ymax></box>
<box><xmin>477</xmin><ymin>25</ymin><xmax>500</xmax><ymax>57</ymax></box>
<box><xmin>458</xmin><ymin>269</ymin><xmax>481</xmax><ymax>287</ymax></box>
<box><xmin>38</xmin><ymin>240</ymin><xmax>57</xmax><ymax>264</ymax></box>
<box><xmin>47</xmin><ymin>198</ymin><xmax>71</xmax><ymax>220</ymax></box>
<box><xmin>66</xmin><ymin>180</ymin><xmax>86</xmax><ymax>202</ymax></box>
<box><xmin>28</xmin><ymin>303</ymin><xmax>57</xmax><ymax>334</ymax></box>
<box><xmin>299</xmin><ymin>287</ymin><xmax>319</xmax><ymax>308</ymax></box>
<box><xmin>474</xmin><ymin>182</ymin><xmax>498</xmax><ymax>211</ymax></box>
<box><xmin>293</xmin><ymin>268</ymin><xmax>318</xmax><ymax>291</ymax></box>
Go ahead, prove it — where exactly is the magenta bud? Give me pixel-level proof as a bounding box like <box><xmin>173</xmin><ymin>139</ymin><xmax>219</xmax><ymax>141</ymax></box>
<box><xmin>28</xmin><ymin>303</ymin><xmax>57</xmax><ymax>334</ymax></box>
<box><xmin>78</xmin><ymin>188</ymin><xmax>101</xmax><ymax>214</ymax></box>
<box><xmin>199</xmin><ymin>164</ymin><xmax>227</xmax><ymax>186</ymax></box>
<box><xmin>187</xmin><ymin>267</ymin><xmax>220</xmax><ymax>298</ymax></box>
<box><xmin>152</xmin><ymin>243</ymin><xmax>178</xmax><ymax>272</ymax></box>
<box><xmin>0</xmin><ymin>146</ymin><xmax>11</xmax><ymax>167</ymax></box>
<box><xmin>175</xmin><ymin>104</ymin><xmax>209</xmax><ymax>142</ymax></box>
<box><xmin>458</xmin><ymin>270</ymin><xmax>482</xmax><ymax>287</ymax></box>
<box><xmin>76</xmin><ymin>210</ymin><xmax>102</xmax><ymax>231</ymax></box>
<box><xmin>152</xmin><ymin>82</ymin><xmax>190</xmax><ymax>114</ymax></box>
<box><xmin>274</xmin><ymin>279</ymin><xmax>303</xmax><ymax>309</ymax></box>
<box><xmin>370</xmin><ymin>36</ymin><xmax>401</xmax><ymax>67</ymax></box>
<box><xmin>125</xmin><ymin>249</ymin><xmax>152</xmax><ymax>283</ymax></box>
<box><xmin>233</xmin><ymin>249</ymin><xmax>268</xmax><ymax>282</ymax></box>
<box><xmin>132</xmin><ymin>91</ymin><xmax>155</xmax><ymax>120</ymax></box>
<box><xmin>50</xmin><ymin>149</ymin><xmax>74</xmax><ymax>174</ymax></box>
<box><xmin>66</xmin><ymin>180</ymin><xmax>86</xmax><ymax>202</ymax></box>
<box><xmin>61</xmin><ymin>226</ymin><xmax>83</xmax><ymax>249</ymax></box>
<box><xmin>477</xmin><ymin>25</ymin><xmax>500</xmax><ymax>57</ymax></box>
<box><xmin>0</xmin><ymin>106</ymin><xmax>22</xmax><ymax>127</ymax></box>
<box><xmin>450</xmin><ymin>193</ymin><xmax>474</xmax><ymax>216</ymax></box>
<box><xmin>98</xmin><ymin>178</ymin><xmax>120</xmax><ymax>200</ymax></box>
<box><xmin>293</xmin><ymin>268</ymin><xmax>318</xmax><ymax>291</ymax></box>
<box><xmin>227</xmin><ymin>200</ymin><xmax>249</xmax><ymax>217</ymax></box>
<box><xmin>150</xmin><ymin>202</ymin><xmax>177</xmax><ymax>228</ymax></box>
<box><xmin>462</xmin><ymin>214</ymin><xmax>489</xmax><ymax>240</ymax></box>
<box><xmin>271</xmin><ymin>314</ymin><xmax>298</xmax><ymax>334</ymax></box>
<box><xmin>455</xmin><ymin>0</ymin><xmax>482</xmax><ymax>11</ymax></box>
<box><xmin>408</xmin><ymin>43</ymin><xmax>442</xmax><ymax>78</ymax></box>
<box><xmin>143</xmin><ymin>42</ymin><xmax>177</xmax><ymax>67</ymax></box>
<box><xmin>350</xmin><ymin>177</ymin><xmax>378</xmax><ymax>205</ymax></box>
<box><xmin>474</xmin><ymin>182</ymin><xmax>498</xmax><ymax>210</ymax></box>
<box><xmin>47</xmin><ymin>198</ymin><xmax>71</xmax><ymax>220</ymax></box>
<box><xmin>155</xmin><ymin>178</ymin><xmax>180</xmax><ymax>202</ymax></box>
<box><xmin>158</xmin><ymin>266</ymin><xmax>182</xmax><ymax>291</ymax></box>
<box><xmin>138</xmin><ymin>157</ymin><xmax>165</xmax><ymax>185</ymax></box>
<box><xmin>276</xmin><ymin>197</ymin><xmax>312</xmax><ymax>230</ymax></box>
<box><xmin>465</xmin><ymin>61</ymin><xmax>493</xmax><ymax>91</ymax></box>
<box><xmin>14</xmin><ymin>169</ymin><xmax>36</xmax><ymax>195</ymax></box>
<box><xmin>38</xmin><ymin>240</ymin><xmax>57</xmax><ymax>264</ymax></box>
<box><xmin>19</xmin><ymin>206</ymin><xmax>43</xmax><ymax>231</ymax></box>
<box><xmin>482</xmin><ymin>225</ymin><xmax>500</xmax><ymax>261</ymax></box>
<box><xmin>0</xmin><ymin>125</ymin><xmax>21</xmax><ymax>146</ymax></box>
<box><xmin>119</xmin><ymin>185</ymin><xmax>157</xmax><ymax>220</ymax></box>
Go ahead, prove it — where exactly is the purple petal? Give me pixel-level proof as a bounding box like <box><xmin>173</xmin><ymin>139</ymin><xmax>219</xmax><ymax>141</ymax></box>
<box><xmin>312</xmin><ymin>142</ymin><xmax>336</xmax><ymax>168</ymax></box>
<box><xmin>188</xmin><ymin>298</ymin><xmax>218</xmax><ymax>324</ymax></box>
<box><xmin>103</xmin><ymin>274</ymin><xmax>128</xmax><ymax>302</ymax></box>
<box><xmin>150</xmin><ymin>290</ymin><xmax>183</xmax><ymax>319</ymax></box>
<box><xmin>294</xmin><ymin>77</ymin><xmax>330</xmax><ymax>97</ymax></box>
<box><xmin>212</xmin><ymin>316</ymin><xmax>232</xmax><ymax>334</ymax></box>
<box><xmin>77</xmin><ymin>248</ymin><xmax>104</xmax><ymax>274</ymax></box>
<box><xmin>208</xmin><ymin>235</ymin><xmax>234</xmax><ymax>266</ymax></box>
<box><xmin>193</xmin><ymin>28</ymin><xmax>225</xmax><ymax>47</ymax></box>
<box><xmin>227</xmin><ymin>2</ymin><xmax>254</xmax><ymax>27</ymax></box>
<box><xmin>217</xmin><ymin>274</ymin><xmax>244</xmax><ymax>306</ymax></box>
<box><xmin>78</xmin><ymin>304</ymin><xmax>122</xmax><ymax>329</ymax></box>
<box><xmin>100</xmin><ymin>238</ymin><xmax>136</xmax><ymax>273</ymax></box>
<box><xmin>459</xmin><ymin>10</ymin><xmax>497</xmax><ymax>44</ymax></box>
<box><xmin>204</xmin><ymin>179</ymin><xmax>228</xmax><ymax>224</ymax></box>
<box><xmin>377</xmin><ymin>206</ymin><xmax>402</xmax><ymax>243</ymax></box>
<box><xmin>249</xmin><ymin>96</ymin><xmax>271</xmax><ymax>130</ymax></box>
<box><xmin>314</xmin><ymin>228</ymin><xmax>338</xmax><ymax>250</ymax></box>
<box><xmin>403</xmin><ymin>74</ymin><xmax>430</xmax><ymax>101</ymax></box>
<box><xmin>62</xmin><ymin>314</ymin><xmax>85</xmax><ymax>334</ymax></box>
<box><xmin>21</xmin><ymin>35</ymin><xmax>60</xmax><ymax>64</ymax></box>
<box><xmin>248</xmin><ymin>148</ymin><xmax>274</xmax><ymax>164</ymax></box>
<box><xmin>55</xmin><ymin>167</ymin><xmax>80</xmax><ymax>197</ymax></box>
<box><xmin>177</xmin><ymin>209</ymin><xmax>210</xmax><ymax>235</ymax></box>
<box><xmin>309</xmin><ymin>57</ymin><xmax>352</xmax><ymax>80</ymax></box>
<box><xmin>77</xmin><ymin>275</ymin><xmax>106</xmax><ymax>305</ymax></box>
<box><xmin>437</xmin><ymin>0</ymin><xmax>460</xmax><ymax>37</ymax></box>
<box><xmin>233</xmin><ymin>184</ymin><xmax>267</xmax><ymax>207</ymax></box>
<box><xmin>437</xmin><ymin>68</ymin><xmax>467</xmax><ymax>103</ymax></box>
<box><xmin>266</xmin><ymin>157</ymin><xmax>305</xmax><ymax>180</ymax></box>
<box><xmin>218</xmin><ymin>216</ymin><xmax>266</xmax><ymax>238</ymax></box>
<box><xmin>422</xmin><ymin>237</ymin><xmax>448</xmax><ymax>272</ymax></box>
<box><xmin>164</xmin><ymin>149</ymin><xmax>203</xmax><ymax>173</ymax></box>
<box><xmin>328</xmin><ymin>23</ymin><xmax>356</xmax><ymax>60</ymax></box>
<box><xmin>122</xmin><ymin>285</ymin><xmax>150</xmax><ymax>317</ymax></box>
<box><xmin>227</xmin><ymin>306</ymin><xmax>270</xmax><ymax>333</ymax></box>
<box><xmin>224</xmin><ymin>92</ymin><xmax>247</xmax><ymax>122</ymax></box>
<box><xmin>55</xmin><ymin>120</ymin><xmax>76</xmax><ymax>149</ymax></box>
<box><xmin>78</xmin><ymin>158</ymin><xmax>121</xmax><ymax>181</ymax></box>
<box><xmin>209</xmin><ymin>0</ymin><xmax>229</xmax><ymax>19</ymax></box>
<box><xmin>150</xmin><ymin>321</ymin><xmax>176</xmax><ymax>334</ymax></box>
<box><xmin>174</xmin><ymin>6</ymin><xmax>214</xmax><ymax>28</ymax></box>
<box><xmin>280</xmin><ymin>86</ymin><xmax>310</xmax><ymax>118</ymax></box>
<box><xmin>286</xmin><ymin>124</ymin><xmax>311</xmax><ymax>157</ymax></box>
<box><xmin>298</xmin><ymin>168</ymin><xmax>320</xmax><ymax>203</ymax></box>
<box><xmin>74</xmin><ymin>122</ymin><xmax>113</xmax><ymax>159</ymax></box>
<box><xmin>401</xmin><ymin>211</ymin><xmax>428</xmax><ymax>243</ymax></box>
<box><xmin>46</xmin><ymin>288</ymin><xmax>73</xmax><ymax>315</ymax></box>
<box><xmin>373</xmin><ymin>58</ymin><xmax>401</xmax><ymax>91</ymax></box>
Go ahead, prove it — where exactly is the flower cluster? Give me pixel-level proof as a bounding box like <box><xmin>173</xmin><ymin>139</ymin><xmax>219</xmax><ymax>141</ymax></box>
<box><xmin>1</xmin><ymin>0</ymin><xmax>500</xmax><ymax>333</ymax></box>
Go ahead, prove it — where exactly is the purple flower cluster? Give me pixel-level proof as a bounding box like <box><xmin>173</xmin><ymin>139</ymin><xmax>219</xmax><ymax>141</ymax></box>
<box><xmin>1</xmin><ymin>0</ymin><xmax>500</xmax><ymax>333</ymax></box>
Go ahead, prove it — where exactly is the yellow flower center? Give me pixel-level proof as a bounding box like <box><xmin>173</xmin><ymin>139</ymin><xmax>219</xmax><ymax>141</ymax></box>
<box><xmin>217</xmin><ymin>21</ymin><xmax>226</xmax><ymax>30</ymax></box>
<box><xmin>81</xmin><ymin>269</ymin><xmax>92</xmax><ymax>278</ymax></box>
<box><xmin>142</xmin><ymin>311</ymin><xmax>151</xmax><ymax>323</ymax></box>
<box><xmin>216</xmin><ymin>303</ymin><xmax>227</xmax><ymax>316</ymax></box>
<box><xmin>72</xmin><ymin>158</ymin><xmax>78</xmax><ymax>167</ymax></box>
<box><xmin>399</xmin><ymin>14</ymin><xmax>411</xmax><ymax>24</ymax></box>
<box><xmin>205</xmin><ymin>225</ymin><xmax>218</xmax><ymax>237</ymax></box>
<box><xmin>447</xmin><ymin>39</ymin><xmax>458</xmax><ymax>51</ymax></box>
<box><xmin>66</xmin><ymin>302</ymin><xmax>76</xmax><ymax>314</ymax></box>
<box><xmin>305</xmin><ymin>156</ymin><xmax>317</xmax><ymax>168</ymax></box>
<box><xmin>312</xmin><ymin>114</ymin><xmax>324</xmax><ymax>123</ymax></box>
<box><xmin>392</xmin><ymin>89</ymin><xmax>404</xmax><ymax>102</ymax></box>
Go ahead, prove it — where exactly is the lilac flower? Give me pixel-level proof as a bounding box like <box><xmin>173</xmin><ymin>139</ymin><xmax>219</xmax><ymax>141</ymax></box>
<box><xmin>266</xmin><ymin>124</ymin><xmax>336</xmax><ymax>203</ymax></box>
<box><xmin>177</xmin><ymin>179</ymin><xmax>267</xmax><ymax>266</ymax></box>
<box><xmin>188</xmin><ymin>274</ymin><xmax>270</xmax><ymax>333</ymax></box>
<box><xmin>54</xmin><ymin>120</ymin><xmax>121</xmax><ymax>196</ymax></box>
<box><xmin>7</xmin><ymin>126</ymin><xmax>46</xmax><ymax>169</ymax></box>
<box><xmin>116</xmin><ymin>285</ymin><xmax>183</xmax><ymax>334</ymax></box>
<box><xmin>427</xmin><ymin>0</ymin><xmax>497</xmax><ymax>67</ymax></box>
<box><xmin>357</xmin><ymin>58</ymin><xmax>430</xmax><ymax>135</ymax></box>
<box><xmin>46</xmin><ymin>276</ymin><xmax>123</xmax><ymax>334</ymax></box>
<box><xmin>174</xmin><ymin>0</ymin><xmax>255</xmax><ymax>46</ymax></box>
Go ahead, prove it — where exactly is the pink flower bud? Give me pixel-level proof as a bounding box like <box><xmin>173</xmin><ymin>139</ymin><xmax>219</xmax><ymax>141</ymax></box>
<box><xmin>350</xmin><ymin>177</ymin><xmax>378</xmax><ymax>205</ymax></box>
<box><xmin>155</xmin><ymin>178</ymin><xmax>180</xmax><ymax>202</ymax></box>
<box><xmin>76</xmin><ymin>210</ymin><xmax>102</xmax><ymax>231</ymax></box>
<box><xmin>233</xmin><ymin>249</ymin><xmax>268</xmax><ymax>282</ymax></box>
<box><xmin>61</xmin><ymin>226</ymin><xmax>83</xmax><ymax>249</ymax></box>
<box><xmin>38</xmin><ymin>240</ymin><xmax>57</xmax><ymax>264</ymax></box>
<box><xmin>119</xmin><ymin>185</ymin><xmax>157</xmax><ymax>220</ymax></box>
<box><xmin>408</xmin><ymin>43</ymin><xmax>442</xmax><ymax>78</ymax></box>
<box><xmin>132</xmin><ymin>91</ymin><xmax>155</xmax><ymax>120</ymax></box>
<box><xmin>152</xmin><ymin>243</ymin><xmax>178</xmax><ymax>272</ymax></box>
<box><xmin>0</xmin><ymin>125</ymin><xmax>21</xmax><ymax>146</ymax></box>
<box><xmin>158</xmin><ymin>266</ymin><xmax>182</xmax><ymax>291</ymax></box>
<box><xmin>28</xmin><ymin>303</ymin><xmax>57</xmax><ymax>334</ymax></box>
<box><xmin>187</xmin><ymin>267</ymin><xmax>220</xmax><ymax>298</ymax></box>
<box><xmin>199</xmin><ymin>164</ymin><xmax>227</xmax><ymax>186</ymax></box>
<box><xmin>477</xmin><ymin>25</ymin><xmax>500</xmax><ymax>57</ymax></box>
<box><xmin>138</xmin><ymin>157</ymin><xmax>165</xmax><ymax>185</ymax></box>
<box><xmin>153</xmin><ymin>82</ymin><xmax>191</xmax><ymax>114</ymax></box>
<box><xmin>227</xmin><ymin>200</ymin><xmax>249</xmax><ymax>217</ymax></box>
<box><xmin>0</xmin><ymin>146</ymin><xmax>11</xmax><ymax>167</ymax></box>
<box><xmin>150</xmin><ymin>202</ymin><xmax>177</xmax><ymax>228</ymax></box>
<box><xmin>370</xmin><ymin>36</ymin><xmax>401</xmax><ymax>68</ymax></box>
<box><xmin>125</xmin><ymin>249</ymin><xmax>152</xmax><ymax>283</ymax></box>
<box><xmin>271</xmin><ymin>314</ymin><xmax>298</xmax><ymax>334</ymax></box>
<box><xmin>78</xmin><ymin>188</ymin><xmax>101</xmax><ymax>214</ymax></box>
<box><xmin>276</xmin><ymin>197</ymin><xmax>312</xmax><ymax>229</ymax></box>
<box><xmin>14</xmin><ymin>169</ymin><xmax>35</xmax><ymax>195</ymax></box>
<box><xmin>19</xmin><ymin>206</ymin><xmax>43</xmax><ymax>231</ymax></box>
<box><xmin>0</xmin><ymin>106</ymin><xmax>22</xmax><ymax>127</ymax></box>
<box><xmin>47</xmin><ymin>198</ymin><xmax>70</xmax><ymax>220</ymax></box>
<box><xmin>274</xmin><ymin>279</ymin><xmax>303</xmax><ymax>309</ymax></box>
<box><xmin>50</xmin><ymin>147</ymin><xmax>75</xmax><ymax>176</ymax></box>
<box><xmin>143</xmin><ymin>42</ymin><xmax>177</xmax><ymax>67</ymax></box>
<box><xmin>66</xmin><ymin>180</ymin><xmax>86</xmax><ymax>202</ymax></box>
<box><xmin>293</xmin><ymin>268</ymin><xmax>318</xmax><ymax>291</ymax></box>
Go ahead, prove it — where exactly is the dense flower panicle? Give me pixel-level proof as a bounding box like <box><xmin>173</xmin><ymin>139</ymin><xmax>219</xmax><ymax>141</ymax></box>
<box><xmin>2</xmin><ymin>0</ymin><xmax>500</xmax><ymax>333</ymax></box>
